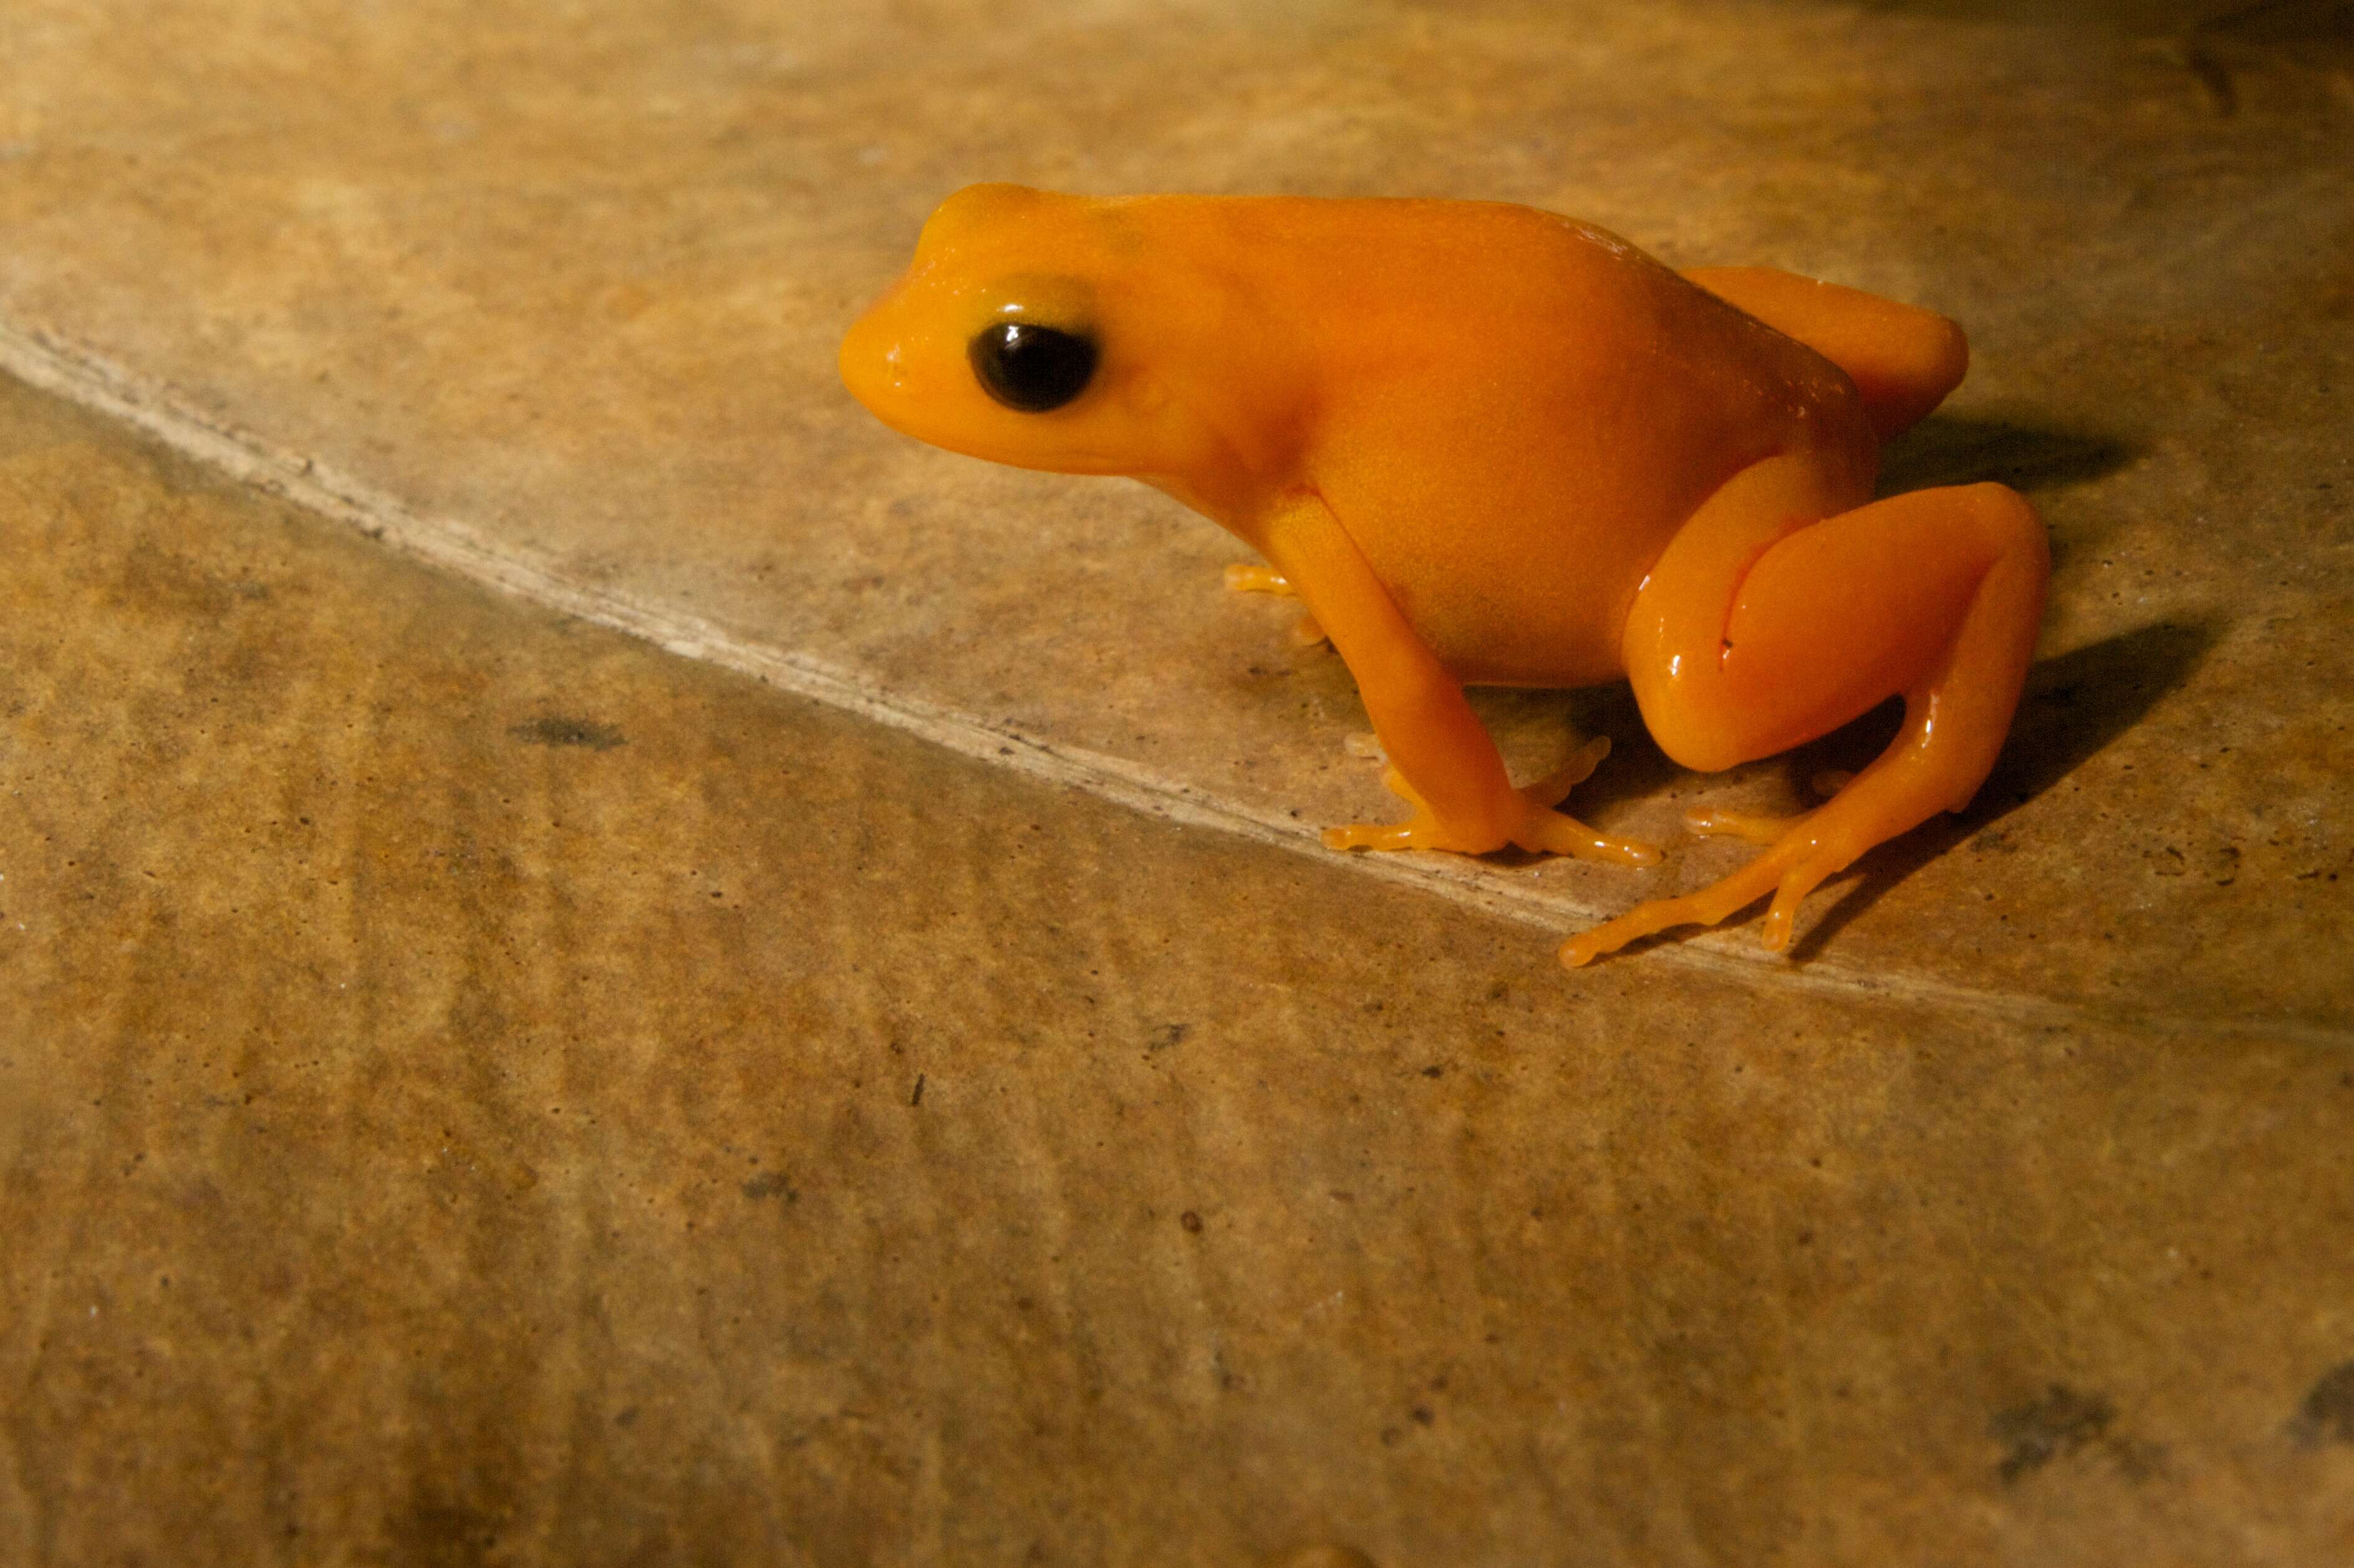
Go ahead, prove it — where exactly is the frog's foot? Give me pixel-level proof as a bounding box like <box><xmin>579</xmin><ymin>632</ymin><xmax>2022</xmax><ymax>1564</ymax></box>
<box><xmin>1225</xmin><ymin>563</ymin><xmax>1328</xmax><ymax>645</ymax></box>
<box><xmin>1510</xmin><ymin>740</ymin><xmax>1661</xmax><ymax>865</ymax></box>
<box><xmin>1321</xmin><ymin>767</ymin><xmax>1455</xmax><ymax>851</ymax></box>
<box><xmin>1560</xmin><ymin>838</ymin><xmax>1814</xmax><ymax>968</ymax></box>
<box><xmin>1566</xmin><ymin>762</ymin><xmax>1941</xmax><ymax>965</ymax></box>
<box><xmin>1322</xmin><ymin>744</ymin><xmax>1659</xmax><ymax>866</ymax></box>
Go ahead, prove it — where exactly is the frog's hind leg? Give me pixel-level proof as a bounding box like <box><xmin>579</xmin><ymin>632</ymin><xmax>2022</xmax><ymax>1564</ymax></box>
<box><xmin>1683</xmin><ymin>266</ymin><xmax>1969</xmax><ymax>441</ymax></box>
<box><xmin>1565</xmin><ymin>468</ymin><xmax>2048</xmax><ymax>968</ymax></box>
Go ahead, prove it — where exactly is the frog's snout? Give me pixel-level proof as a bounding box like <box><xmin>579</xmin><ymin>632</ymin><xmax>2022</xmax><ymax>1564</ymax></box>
<box><xmin>837</xmin><ymin>306</ymin><xmax>904</xmax><ymax>415</ymax></box>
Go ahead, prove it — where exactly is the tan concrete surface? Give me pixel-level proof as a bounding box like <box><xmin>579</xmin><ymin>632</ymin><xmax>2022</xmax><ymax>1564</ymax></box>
<box><xmin>4</xmin><ymin>0</ymin><xmax>2351</xmax><ymax>1020</ymax></box>
<box><xmin>5</xmin><ymin>371</ymin><xmax>2354</xmax><ymax>1565</ymax></box>
<box><xmin>6</xmin><ymin>0</ymin><xmax>2354</xmax><ymax>1561</ymax></box>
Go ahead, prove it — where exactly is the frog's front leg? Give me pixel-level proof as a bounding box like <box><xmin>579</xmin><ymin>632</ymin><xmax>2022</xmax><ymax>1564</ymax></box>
<box><xmin>1566</xmin><ymin>456</ymin><xmax>2048</xmax><ymax>966</ymax></box>
<box><xmin>1260</xmin><ymin>494</ymin><xmax>1659</xmax><ymax>867</ymax></box>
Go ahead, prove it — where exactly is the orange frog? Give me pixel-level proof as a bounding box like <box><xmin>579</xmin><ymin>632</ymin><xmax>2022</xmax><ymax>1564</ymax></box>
<box><xmin>839</xmin><ymin>185</ymin><xmax>2048</xmax><ymax>966</ymax></box>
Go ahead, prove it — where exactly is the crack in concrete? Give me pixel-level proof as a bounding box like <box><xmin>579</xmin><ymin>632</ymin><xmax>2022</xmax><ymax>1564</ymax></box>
<box><xmin>6</xmin><ymin>315</ymin><xmax>2345</xmax><ymax>1049</ymax></box>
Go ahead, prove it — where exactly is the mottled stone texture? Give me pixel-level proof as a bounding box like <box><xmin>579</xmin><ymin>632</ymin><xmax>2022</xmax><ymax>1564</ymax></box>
<box><xmin>5</xmin><ymin>0</ymin><xmax>2352</xmax><ymax>1016</ymax></box>
<box><xmin>3</xmin><ymin>0</ymin><xmax>2353</xmax><ymax>1562</ymax></box>
<box><xmin>6</xmin><ymin>371</ymin><xmax>2353</xmax><ymax>1567</ymax></box>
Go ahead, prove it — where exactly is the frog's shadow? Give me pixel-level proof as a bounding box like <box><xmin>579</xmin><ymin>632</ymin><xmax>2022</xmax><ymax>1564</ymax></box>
<box><xmin>1874</xmin><ymin>413</ymin><xmax>2134</xmax><ymax>501</ymax></box>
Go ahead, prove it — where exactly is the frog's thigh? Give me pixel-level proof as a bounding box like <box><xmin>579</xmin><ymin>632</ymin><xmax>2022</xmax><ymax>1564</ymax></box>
<box><xmin>1683</xmin><ymin>266</ymin><xmax>1967</xmax><ymax>441</ymax></box>
<box><xmin>1630</xmin><ymin>479</ymin><xmax>2044</xmax><ymax>777</ymax></box>
<box><xmin>1582</xmin><ymin>480</ymin><xmax>2046</xmax><ymax>961</ymax></box>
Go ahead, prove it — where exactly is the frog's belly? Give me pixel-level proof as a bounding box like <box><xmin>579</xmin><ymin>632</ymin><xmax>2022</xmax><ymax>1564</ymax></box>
<box><xmin>1387</xmin><ymin>516</ymin><xmax>1677</xmax><ymax>689</ymax></box>
<box><xmin>1408</xmin><ymin>566</ymin><xmax>1652</xmax><ymax>688</ymax></box>
<box><xmin>1316</xmin><ymin>437</ymin><xmax>1742</xmax><ymax>691</ymax></box>
<box><xmin>1314</xmin><ymin>401</ymin><xmax>1874</xmax><ymax>688</ymax></box>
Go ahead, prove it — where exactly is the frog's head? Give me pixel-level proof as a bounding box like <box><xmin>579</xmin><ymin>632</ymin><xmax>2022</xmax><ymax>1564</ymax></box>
<box><xmin>840</xmin><ymin>185</ymin><xmax>1281</xmax><ymax>493</ymax></box>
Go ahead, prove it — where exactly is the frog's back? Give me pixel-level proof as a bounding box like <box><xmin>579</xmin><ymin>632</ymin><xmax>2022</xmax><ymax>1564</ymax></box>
<box><xmin>1125</xmin><ymin>193</ymin><xmax>1858</xmax><ymax>423</ymax></box>
<box><xmin>1129</xmin><ymin>195</ymin><xmax>1877</xmax><ymax>686</ymax></box>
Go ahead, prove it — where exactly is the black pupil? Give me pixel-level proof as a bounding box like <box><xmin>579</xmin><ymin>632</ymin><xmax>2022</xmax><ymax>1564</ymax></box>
<box><xmin>969</xmin><ymin>321</ymin><xmax>1097</xmax><ymax>412</ymax></box>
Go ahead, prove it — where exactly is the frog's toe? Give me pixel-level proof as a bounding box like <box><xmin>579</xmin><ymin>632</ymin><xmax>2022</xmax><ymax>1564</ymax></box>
<box><xmin>1321</xmin><ymin>815</ymin><xmax>1490</xmax><ymax>854</ymax></box>
<box><xmin>1759</xmin><ymin>851</ymin><xmax>1845</xmax><ymax>952</ymax></box>
<box><xmin>1520</xmin><ymin>736</ymin><xmax>1611</xmax><ymax>810</ymax></box>
<box><xmin>1684</xmin><ymin>805</ymin><xmax>1806</xmax><ymax>846</ymax></box>
<box><xmin>1559</xmin><ymin>854</ymin><xmax>1787</xmax><ymax>968</ymax></box>
<box><xmin>1597</xmin><ymin>832</ymin><xmax>1663</xmax><ymax>868</ymax></box>
<box><xmin>1508</xmin><ymin>739</ymin><xmax>1655</xmax><ymax>863</ymax></box>
<box><xmin>1223</xmin><ymin>562</ymin><xmax>1296</xmax><ymax>596</ymax></box>
<box><xmin>1225</xmin><ymin>564</ymin><xmax>1324</xmax><ymax>643</ymax></box>
<box><xmin>1321</xmin><ymin>820</ymin><xmax>1420</xmax><ymax>852</ymax></box>
<box><xmin>1515</xmin><ymin>812</ymin><xmax>1661</xmax><ymax>867</ymax></box>
<box><xmin>1323</xmin><ymin>770</ymin><xmax>1475</xmax><ymax>853</ymax></box>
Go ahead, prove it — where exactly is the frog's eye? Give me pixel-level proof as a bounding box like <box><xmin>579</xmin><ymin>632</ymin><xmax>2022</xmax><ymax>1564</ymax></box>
<box><xmin>968</xmin><ymin>321</ymin><xmax>1097</xmax><ymax>413</ymax></box>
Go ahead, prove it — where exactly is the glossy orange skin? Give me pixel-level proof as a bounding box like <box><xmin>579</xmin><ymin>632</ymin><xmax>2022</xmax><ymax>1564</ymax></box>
<box><xmin>842</xmin><ymin>186</ymin><xmax>2048</xmax><ymax>964</ymax></box>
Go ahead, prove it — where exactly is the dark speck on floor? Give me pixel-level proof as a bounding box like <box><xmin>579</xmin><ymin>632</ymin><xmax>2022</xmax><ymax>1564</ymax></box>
<box><xmin>1991</xmin><ymin>1385</ymin><xmax>2116</xmax><ymax>1483</ymax></box>
<box><xmin>740</xmin><ymin>1171</ymin><xmax>796</xmax><ymax>1203</ymax></box>
<box><xmin>2291</xmin><ymin>1360</ymin><xmax>2354</xmax><ymax>1447</ymax></box>
<box><xmin>508</xmin><ymin>715</ymin><xmax>626</xmax><ymax>751</ymax></box>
